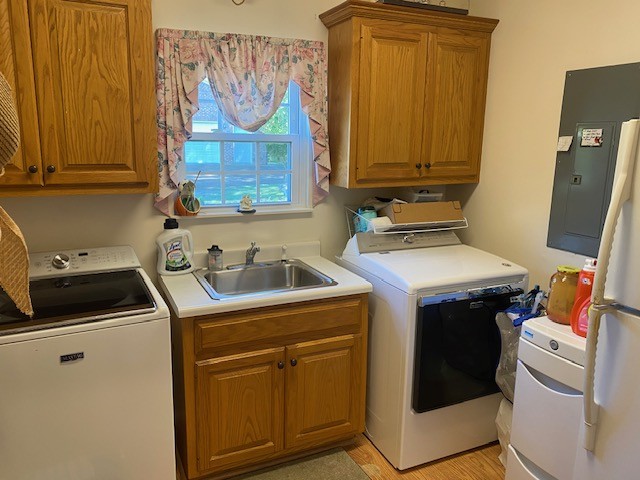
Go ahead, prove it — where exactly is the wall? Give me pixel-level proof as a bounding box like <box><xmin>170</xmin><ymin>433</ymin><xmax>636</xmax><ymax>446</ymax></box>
<box><xmin>449</xmin><ymin>0</ymin><xmax>640</xmax><ymax>288</ymax></box>
<box><xmin>1</xmin><ymin>0</ymin><xmax>390</xmax><ymax>281</ymax></box>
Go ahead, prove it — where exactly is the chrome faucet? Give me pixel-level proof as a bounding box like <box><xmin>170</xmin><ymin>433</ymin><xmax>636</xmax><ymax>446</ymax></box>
<box><xmin>245</xmin><ymin>242</ymin><xmax>260</xmax><ymax>265</ymax></box>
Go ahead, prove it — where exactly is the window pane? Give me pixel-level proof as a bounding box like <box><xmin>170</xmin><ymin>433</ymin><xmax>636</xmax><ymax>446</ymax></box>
<box><xmin>259</xmin><ymin>106</ymin><xmax>290</xmax><ymax>135</ymax></box>
<box><xmin>195</xmin><ymin>175</ymin><xmax>222</xmax><ymax>206</ymax></box>
<box><xmin>185</xmin><ymin>142</ymin><xmax>220</xmax><ymax>172</ymax></box>
<box><xmin>224</xmin><ymin>142</ymin><xmax>255</xmax><ymax>171</ymax></box>
<box><xmin>193</xmin><ymin>82</ymin><xmax>219</xmax><ymax>133</ymax></box>
<box><xmin>259</xmin><ymin>174</ymin><xmax>291</xmax><ymax>203</ymax></box>
<box><xmin>258</xmin><ymin>143</ymin><xmax>291</xmax><ymax>170</ymax></box>
<box><xmin>224</xmin><ymin>175</ymin><xmax>257</xmax><ymax>203</ymax></box>
<box><xmin>183</xmin><ymin>79</ymin><xmax>304</xmax><ymax>209</ymax></box>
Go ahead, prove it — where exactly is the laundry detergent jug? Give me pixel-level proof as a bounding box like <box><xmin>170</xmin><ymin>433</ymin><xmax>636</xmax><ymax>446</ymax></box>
<box><xmin>156</xmin><ymin>218</ymin><xmax>194</xmax><ymax>275</ymax></box>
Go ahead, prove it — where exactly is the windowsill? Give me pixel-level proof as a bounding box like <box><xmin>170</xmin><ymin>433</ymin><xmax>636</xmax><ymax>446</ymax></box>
<box><xmin>174</xmin><ymin>205</ymin><xmax>314</xmax><ymax>219</ymax></box>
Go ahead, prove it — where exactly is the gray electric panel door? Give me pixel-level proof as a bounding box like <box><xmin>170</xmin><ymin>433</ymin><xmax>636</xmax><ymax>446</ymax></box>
<box><xmin>547</xmin><ymin>63</ymin><xmax>640</xmax><ymax>257</ymax></box>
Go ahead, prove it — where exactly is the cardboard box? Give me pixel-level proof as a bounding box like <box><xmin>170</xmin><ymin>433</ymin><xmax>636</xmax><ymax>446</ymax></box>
<box><xmin>381</xmin><ymin>201</ymin><xmax>464</xmax><ymax>224</ymax></box>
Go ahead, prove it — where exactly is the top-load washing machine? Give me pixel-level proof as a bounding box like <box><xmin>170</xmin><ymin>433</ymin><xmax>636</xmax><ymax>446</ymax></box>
<box><xmin>337</xmin><ymin>231</ymin><xmax>528</xmax><ymax>470</ymax></box>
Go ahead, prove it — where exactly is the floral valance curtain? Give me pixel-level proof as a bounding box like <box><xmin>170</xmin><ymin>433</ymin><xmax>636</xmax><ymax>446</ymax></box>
<box><xmin>155</xmin><ymin>28</ymin><xmax>330</xmax><ymax>215</ymax></box>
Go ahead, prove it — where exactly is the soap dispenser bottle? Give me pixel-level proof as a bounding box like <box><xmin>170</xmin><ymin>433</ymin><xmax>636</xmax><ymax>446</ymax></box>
<box><xmin>207</xmin><ymin>245</ymin><xmax>223</xmax><ymax>271</ymax></box>
<box><xmin>156</xmin><ymin>218</ymin><xmax>194</xmax><ymax>275</ymax></box>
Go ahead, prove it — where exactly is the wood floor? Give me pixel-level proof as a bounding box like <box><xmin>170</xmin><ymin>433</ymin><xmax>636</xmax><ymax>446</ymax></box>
<box><xmin>345</xmin><ymin>433</ymin><xmax>505</xmax><ymax>480</ymax></box>
<box><xmin>177</xmin><ymin>434</ymin><xmax>505</xmax><ymax>480</ymax></box>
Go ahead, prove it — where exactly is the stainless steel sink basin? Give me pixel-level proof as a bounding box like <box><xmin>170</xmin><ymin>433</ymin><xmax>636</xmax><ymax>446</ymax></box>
<box><xmin>193</xmin><ymin>259</ymin><xmax>337</xmax><ymax>300</ymax></box>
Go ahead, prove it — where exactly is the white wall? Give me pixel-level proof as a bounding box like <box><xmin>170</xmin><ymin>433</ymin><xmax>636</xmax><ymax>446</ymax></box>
<box><xmin>450</xmin><ymin>0</ymin><xmax>640</xmax><ymax>288</ymax></box>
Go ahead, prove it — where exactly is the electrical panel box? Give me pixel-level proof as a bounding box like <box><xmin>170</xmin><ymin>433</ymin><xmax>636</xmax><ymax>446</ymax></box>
<box><xmin>547</xmin><ymin>63</ymin><xmax>640</xmax><ymax>257</ymax></box>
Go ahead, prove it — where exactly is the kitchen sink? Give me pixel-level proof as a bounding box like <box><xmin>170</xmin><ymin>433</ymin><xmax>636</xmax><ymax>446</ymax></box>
<box><xmin>193</xmin><ymin>259</ymin><xmax>337</xmax><ymax>300</ymax></box>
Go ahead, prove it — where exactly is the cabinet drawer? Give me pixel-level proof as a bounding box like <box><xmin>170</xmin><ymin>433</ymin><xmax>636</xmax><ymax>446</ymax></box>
<box><xmin>195</xmin><ymin>296</ymin><xmax>364</xmax><ymax>353</ymax></box>
<box><xmin>511</xmin><ymin>360</ymin><xmax>582</xmax><ymax>480</ymax></box>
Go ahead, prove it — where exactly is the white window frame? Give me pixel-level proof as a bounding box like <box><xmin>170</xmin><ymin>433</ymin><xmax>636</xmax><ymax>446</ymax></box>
<box><xmin>183</xmin><ymin>81</ymin><xmax>312</xmax><ymax>218</ymax></box>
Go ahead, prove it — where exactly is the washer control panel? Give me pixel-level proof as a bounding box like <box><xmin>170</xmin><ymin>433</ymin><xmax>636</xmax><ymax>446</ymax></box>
<box><xmin>29</xmin><ymin>246</ymin><xmax>141</xmax><ymax>279</ymax></box>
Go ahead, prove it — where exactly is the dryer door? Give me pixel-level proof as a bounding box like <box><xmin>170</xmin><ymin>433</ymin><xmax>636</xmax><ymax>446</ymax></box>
<box><xmin>412</xmin><ymin>288</ymin><xmax>521</xmax><ymax>412</ymax></box>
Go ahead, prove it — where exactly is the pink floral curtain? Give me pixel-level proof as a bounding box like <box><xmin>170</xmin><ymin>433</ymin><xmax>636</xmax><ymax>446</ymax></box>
<box><xmin>155</xmin><ymin>29</ymin><xmax>330</xmax><ymax>215</ymax></box>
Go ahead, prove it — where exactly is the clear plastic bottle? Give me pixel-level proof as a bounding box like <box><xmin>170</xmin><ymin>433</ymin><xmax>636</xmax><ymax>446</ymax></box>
<box><xmin>156</xmin><ymin>218</ymin><xmax>194</xmax><ymax>275</ymax></box>
<box><xmin>570</xmin><ymin>258</ymin><xmax>597</xmax><ymax>337</ymax></box>
<box><xmin>207</xmin><ymin>245</ymin><xmax>223</xmax><ymax>271</ymax></box>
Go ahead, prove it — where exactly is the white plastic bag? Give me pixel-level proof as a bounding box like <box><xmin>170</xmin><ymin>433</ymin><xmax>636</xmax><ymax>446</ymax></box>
<box><xmin>495</xmin><ymin>397</ymin><xmax>513</xmax><ymax>467</ymax></box>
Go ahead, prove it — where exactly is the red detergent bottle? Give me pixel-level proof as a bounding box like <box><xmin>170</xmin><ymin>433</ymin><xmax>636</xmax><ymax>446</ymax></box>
<box><xmin>570</xmin><ymin>258</ymin><xmax>597</xmax><ymax>337</ymax></box>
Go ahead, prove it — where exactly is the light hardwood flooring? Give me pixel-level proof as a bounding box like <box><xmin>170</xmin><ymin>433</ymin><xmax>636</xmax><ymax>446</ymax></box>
<box><xmin>177</xmin><ymin>434</ymin><xmax>505</xmax><ymax>480</ymax></box>
<box><xmin>345</xmin><ymin>433</ymin><xmax>505</xmax><ymax>480</ymax></box>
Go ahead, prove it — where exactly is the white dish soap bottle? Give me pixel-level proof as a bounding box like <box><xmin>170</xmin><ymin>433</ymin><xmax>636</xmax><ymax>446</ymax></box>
<box><xmin>156</xmin><ymin>218</ymin><xmax>195</xmax><ymax>275</ymax></box>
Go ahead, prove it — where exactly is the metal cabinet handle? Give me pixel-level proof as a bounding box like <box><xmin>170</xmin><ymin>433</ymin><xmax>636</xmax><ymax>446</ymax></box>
<box><xmin>290</xmin><ymin>358</ymin><xmax>297</xmax><ymax>367</ymax></box>
<box><xmin>46</xmin><ymin>165</ymin><xmax>56</xmax><ymax>173</ymax></box>
<box><xmin>277</xmin><ymin>361</ymin><xmax>284</xmax><ymax>369</ymax></box>
<box><xmin>415</xmin><ymin>163</ymin><xmax>422</xmax><ymax>169</ymax></box>
<box><xmin>28</xmin><ymin>165</ymin><xmax>38</xmax><ymax>173</ymax></box>
<box><xmin>425</xmin><ymin>163</ymin><xmax>432</xmax><ymax>169</ymax></box>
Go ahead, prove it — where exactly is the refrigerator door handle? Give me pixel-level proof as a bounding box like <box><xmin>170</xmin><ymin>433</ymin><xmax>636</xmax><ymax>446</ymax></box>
<box><xmin>583</xmin><ymin>302</ymin><xmax>614</xmax><ymax>451</ymax></box>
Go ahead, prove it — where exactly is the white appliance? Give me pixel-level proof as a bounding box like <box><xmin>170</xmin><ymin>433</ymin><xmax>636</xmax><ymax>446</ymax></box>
<box><xmin>576</xmin><ymin>118</ymin><xmax>640</xmax><ymax>477</ymax></box>
<box><xmin>0</xmin><ymin>246</ymin><xmax>176</xmax><ymax>480</ymax></box>
<box><xmin>338</xmin><ymin>231</ymin><xmax>528</xmax><ymax>469</ymax></box>
<box><xmin>507</xmin><ymin>118</ymin><xmax>640</xmax><ymax>480</ymax></box>
<box><xmin>506</xmin><ymin>316</ymin><xmax>586</xmax><ymax>480</ymax></box>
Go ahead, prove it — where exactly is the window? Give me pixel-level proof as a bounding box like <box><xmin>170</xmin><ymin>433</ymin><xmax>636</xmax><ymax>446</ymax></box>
<box><xmin>184</xmin><ymin>79</ymin><xmax>311</xmax><ymax>213</ymax></box>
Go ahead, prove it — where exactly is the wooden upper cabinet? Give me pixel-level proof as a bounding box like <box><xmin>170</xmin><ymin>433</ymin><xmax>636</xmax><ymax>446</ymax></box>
<box><xmin>356</xmin><ymin>21</ymin><xmax>428</xmax><ymax>182</ymax></box>
<box><xmin>423</xmin><ymin>33</ymin><xmax>489</xmax><ymax>180</ymax></box>
<box><xmin>0</xmin><ymin>0</ymin><xmax>157</xmax><ymax>195</ymax></box>
<box><xmin>320</xmin><ymin>0</ymin><xmax>498</xmax><ymax>188</ymax></box>
<box><xmin>0</xmin><ymin>0</ymin><xmax>43</xmax><ymax>186</ymax></box>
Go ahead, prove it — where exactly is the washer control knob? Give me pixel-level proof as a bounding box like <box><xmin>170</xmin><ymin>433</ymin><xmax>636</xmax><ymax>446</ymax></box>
<box><xmin>52</xmin><ymin>253</ymin><xmax>70</xmax><ymax>269</ymax></box>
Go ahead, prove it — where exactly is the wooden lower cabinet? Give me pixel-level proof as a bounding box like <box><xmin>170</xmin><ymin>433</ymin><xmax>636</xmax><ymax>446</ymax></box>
<box><xmin>286</xmin><ymin>335</ymin><xmax>363</xmax><ymax>450</ymax></box>
<box><xmin>195</xmin><ymin>348</ymin><xmax>285</xmax><ymax>473</ymax></box>
<box><xmin>172</xmin><ymin>294</ymin><xmax>368</xmax><ymax>479</ymax></box>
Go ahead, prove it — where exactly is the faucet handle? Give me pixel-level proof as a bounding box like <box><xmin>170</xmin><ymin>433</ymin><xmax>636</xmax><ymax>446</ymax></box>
<box><xmin>281</xmin><ymin>244</ymin><xmax>288</xmax><ymax>262</ymax></box>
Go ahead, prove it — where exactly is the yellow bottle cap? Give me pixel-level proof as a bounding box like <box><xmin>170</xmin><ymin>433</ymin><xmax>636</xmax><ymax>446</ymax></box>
<box><xmin>557</xmin><ymin>265</ymin><xmax>580</xmax><ymax>274</ymax></box>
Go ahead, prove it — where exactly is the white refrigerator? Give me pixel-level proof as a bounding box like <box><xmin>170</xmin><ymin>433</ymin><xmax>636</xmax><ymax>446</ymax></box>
<box><xmin>574</xmin><ymin>118</ymin><xmax>640</xmax><ymax>478</ymax></box>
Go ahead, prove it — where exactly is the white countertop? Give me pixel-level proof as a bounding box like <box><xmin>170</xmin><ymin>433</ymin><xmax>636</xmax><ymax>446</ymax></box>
<box><xmin>159</xmin><ymin>254</ymin><xmax>372</xmax><ymax>318</ymax></box>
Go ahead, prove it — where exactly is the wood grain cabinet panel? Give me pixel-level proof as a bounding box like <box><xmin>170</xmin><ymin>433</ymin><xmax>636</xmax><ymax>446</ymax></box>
<box><xmin>195</xmin><ymin>348</ymin><xmax>285</xmax><ymax>473</ymax></box>
<box><xmin>285</xmin><ymin>335</ymin><xmax>364</xmax><ymax>450</ymax></box>
<box><xmin>356</xmin><ymin>22</ymin><xmax>428</xmax><ymax>182</ymax></box>
<box><xmin>172</xmin><ymin>294</ymin><xmax>368</xmax><ymax>479</ymax></box>
<box><xmin>0</xmin><ymin>0</ymin><xmax>43</xmax><ymax>186</ymax></box>
<box><xmin>320</xmin><ymin>0</ymin><xmax>498</xmax><ymax>188</ymax></box>
<box><xmin>423</xmin><ymin>33</ymin><xmax>489</xmax><ymax>179</ymax></box>
<box><xmin>0</xmin><ymin>0</ymin><xmax>156</xmax><ymax>195</ymax></box>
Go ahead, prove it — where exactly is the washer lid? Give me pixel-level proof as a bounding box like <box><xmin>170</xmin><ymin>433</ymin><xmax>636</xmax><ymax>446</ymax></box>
<box><xmin>0</xmin><ymin>270</ymin><xmax>157</xmax><ymax>335</ymax></box>
<box><xmin>340</xmin><ymin>243</ymin><xmax>528</xmax><ymax>294</ymax></box>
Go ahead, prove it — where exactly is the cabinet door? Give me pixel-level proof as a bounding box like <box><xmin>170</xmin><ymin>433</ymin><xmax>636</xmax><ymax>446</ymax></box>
<box><xmin>195</xmin><ymin>348</ymin><xmax>285</xmax><ymax>473</ymax></box>
<box><xmin>0</xmin><ymin>0</ymin><xmax>43</xmax><ymax>186</ymax></box>
<box><xmin>423</xmin><ymin>33</ymin><xmax>489</xmax><ymax>180</ymax></box>
<box><xmin>28</xmin><ymin>0</ymin><xmax>155</xmax><ymax>188</ymax></box>
<box><xmin>356</xmin><ymin>21</ymin><xmax>428</xmax><ymax>183</ymax></box>
<box><xmin>285</xmin><ymin>334</ymin><xmax>365</xmax><ymax>450</ymax></box>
